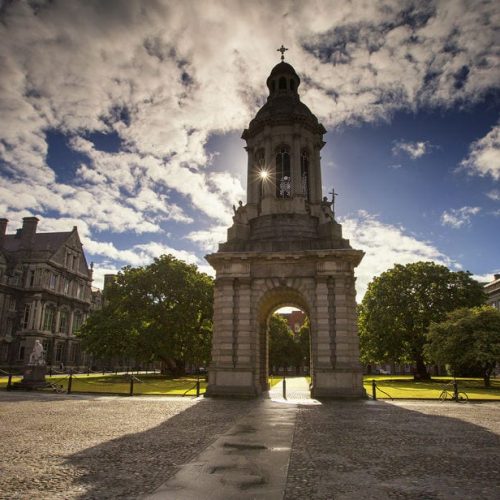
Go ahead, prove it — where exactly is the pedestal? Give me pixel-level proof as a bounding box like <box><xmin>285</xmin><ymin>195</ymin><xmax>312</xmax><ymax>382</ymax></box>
<box><xmin>13</xmin><ymin>365</ymin><xmax>47</xmax><ymax>390</ymax></box>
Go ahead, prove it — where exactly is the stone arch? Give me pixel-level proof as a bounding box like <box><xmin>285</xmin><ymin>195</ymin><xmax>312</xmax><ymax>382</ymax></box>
<box><xmin>253</xmin><ymin>280</ymin><xmax>315</xmax><ymax>393</ymax></box>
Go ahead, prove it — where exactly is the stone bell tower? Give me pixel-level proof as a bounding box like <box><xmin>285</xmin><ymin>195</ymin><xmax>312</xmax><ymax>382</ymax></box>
<box><xmin>206</xmin><ymin>49</ymin><xmax>365</xmax><ymax>398</ymax></box>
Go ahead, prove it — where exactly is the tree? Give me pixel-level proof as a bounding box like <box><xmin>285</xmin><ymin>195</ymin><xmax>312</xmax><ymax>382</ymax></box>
<box><xmin>358</xmin><ymin>262</ymin><xmax>485</xmax><ymax>379</ymax></box>
<box><xmin>425</xmin><ymin>306</ymin><xmax>500</xmax><ymax>387</ymax></box>
<box><xmin>78</xmin><ymin>255</ymin><xmax>213</xmax><ymax>373</ymax></box>
<box><xmin>268</xmin><ymin>314</ymin><xmax>297</xmax><ymax>372</ymax></box>
<box><xmin>296</xmin><ymin>319</ymin><xmax>311</xmax><ymax>372</ymax></box>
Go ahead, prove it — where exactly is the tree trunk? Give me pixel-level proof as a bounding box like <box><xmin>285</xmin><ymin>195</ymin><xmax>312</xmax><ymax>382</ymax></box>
<box><xmin>483</xmin><ymin>366</ymin><xmax>492</xmax><ymax>388</ymax></box>
<box><xmin>413</xmin><ymin>356</ymin><xmax>430</xmax><ymax>380</ymax></box>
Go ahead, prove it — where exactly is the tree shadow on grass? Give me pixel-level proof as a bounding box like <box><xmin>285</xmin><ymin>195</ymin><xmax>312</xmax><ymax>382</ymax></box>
<box><xmin>285</xmin><ymin>400</ymin><xmax>500</xmax><ymax>499</ymax></box>
<box><xmin>65</xmin><ymin>397</ymin><xmax>255</xmax><ymax>499</ymax></box>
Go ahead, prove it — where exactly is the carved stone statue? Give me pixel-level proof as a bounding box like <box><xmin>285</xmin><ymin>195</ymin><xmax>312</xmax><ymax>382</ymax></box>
<box><xmin>232</xmin><ymin>200</ymin><xmax>248</xmax><ymax>224</ymax></box>
<box><xmin>28</xmin><ymin>340</ymin><xmax>45</xmax><ymax>366</ymax></box>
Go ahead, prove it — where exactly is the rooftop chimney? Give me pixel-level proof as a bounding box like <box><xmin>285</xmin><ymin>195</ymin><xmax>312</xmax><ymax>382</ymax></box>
<box><xmin>21</xmin><ymin>216</ymin><xmax>39</xmax><ymax>248</ymax></box>
<box><xmin>0</xmin><ymin>218</ymin><xmax>7</xmax><ymax>247</ymax></box>
<box><xmin>494</xmin><ymin>274</ymin><xmax>500</xmax><ymax>281</ymax></box>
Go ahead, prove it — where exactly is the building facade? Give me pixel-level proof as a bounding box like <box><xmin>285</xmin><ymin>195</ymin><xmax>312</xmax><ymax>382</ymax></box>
<box><xmin>485</xmin><ymin>274</ymin><xmax>500</xmax><ymax>310</ymax></box>
<box><xmin>0</xmin><ymin>217</ymin><xmax>93</xmax><ymax>370</ymax></box>
<box><xmin>206</xmin><ymin>56</ymin><xmax>365</xmax><ymax>398</ymax></box>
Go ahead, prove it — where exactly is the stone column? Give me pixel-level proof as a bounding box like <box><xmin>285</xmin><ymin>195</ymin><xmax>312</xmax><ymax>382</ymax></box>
<box><xmin>67</xmin><ymin>311</ymin><xmax>74</xmax><ymax>337</ymax></box>
<box><xmin>311</xmin><ymin>146</ymin><xmax>322</xmax><ymax>203</ymax></box>
<box><xmin>291</xmin><ymin>133</ymin><xmax>301</xmax><ymax>196</ymax></box>
<box><xmin>314</xmin><ymin>277</ymin><xmax>332</xmax><ymax>369</ymax></box>
<box><xmin>263</xmin><ymin>135</ymin><xmax>274</xmax><ymax>198</ymax></box>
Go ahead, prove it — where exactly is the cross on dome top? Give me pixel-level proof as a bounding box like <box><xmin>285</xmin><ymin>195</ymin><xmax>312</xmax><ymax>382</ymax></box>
<box><xmin>277</xmin><ymin>44</ymin><xmax>288</xmax><ymax>61</ymax></box>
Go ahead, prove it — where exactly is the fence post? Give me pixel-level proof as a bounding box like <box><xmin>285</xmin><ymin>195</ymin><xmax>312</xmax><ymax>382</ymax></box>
<box><xmin>372</xmin><ymin>380</ymin><xmax>377</xmax><ymax>400</ymax></box>
<box><xmin>67</xmin><ymin>371</ymin><xmax>73</xmax><ymax>394</ymax></box>
<box><xmin>282</xmin><ymin>377</ymin><xmax>287</xmax><ymax>399</ymax></box>
<box><xmin>453</xmin><ymin>379</ymin><xmax>459</xmax><ymax>402</ymax></box>
<box><xmin>196</xmin><ymin>379</ymin><xmax>200</xmax><ymax>397</ymax></box>
<box><xmin>129</xmin><ymin>376</ymin><xmax>134</xmax><ymax>396</ymax></box>
<box><xmin>7</xmin><ymin>374</ymin><xmax>12</xmax><ymax>391</ymax></box>
<box><xmin>87</xmin><ymin>367</ymin><xmax>90</xmax><ymax>376</ymax></box>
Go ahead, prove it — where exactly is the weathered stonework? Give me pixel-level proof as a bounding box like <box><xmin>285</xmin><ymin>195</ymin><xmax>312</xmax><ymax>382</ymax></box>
<box><xmin>206</xmin><ymin>59</ymin><xmax>365</xmax><ymax>398</ymax></box>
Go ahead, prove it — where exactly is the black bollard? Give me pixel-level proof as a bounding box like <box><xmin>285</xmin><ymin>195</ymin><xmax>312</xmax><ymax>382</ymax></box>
<box><xmin>196</xmin><ymin>379</ymin><xmax>200</xmax><ymax>397</ymax></box>
<box><xmin>372</xmin><ymin>380</ymin><xmax>377</xmax><ymax>400</ymax></box>
<box><xmin>453</xmin><ymin>379</ymin><xmax>459</xmax><ymax>402</ymax></box>
<box><xmin>282</xmin><ymin>377</ymin><xmax>287</xmax><ymax>399</ymax></box>
<box><xmin>129</xmin><ymin>376</ymin><xmax>134</xmax><ymax>397</ymax></box>
<box><xmin>87</xmin><ymin>367</ymin><xmax>90</xmax><ymax>376</ymax></box>
<box><xmin>67</xmin><ymin>371</ymin><xmax>73</xmax><ymax>394</ymax></box>
<box><xmin>7</xmin><ymin>374</ymin><xmax>12</xmax><ymax>391</ymax></box>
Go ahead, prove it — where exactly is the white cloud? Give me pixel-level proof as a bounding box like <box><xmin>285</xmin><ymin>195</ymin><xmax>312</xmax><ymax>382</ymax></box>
<box><xmin>487</xmin><ymin>189</ymin><xmax>500</xmax><ymax>201</ymax></box>
<box><xmin>341</xmin><ymin>210</ymin><xmax>455</xmax><ymax>298</ymax></box>
<box><xmin>391</xmin><ymin>140</ymin><xmax>433</xmax><ymax>159</ymax></box>
<box><xmin>440</xmin><ymin>206</ymin><xmax>481</xmax><ymax>228</ymax></box>
<box><xmin>460</xmin><ymin>124</ymin><xmax>500</xmax><ymax>180</ymax></box>
<box><xmin>186</xmin><ymin>226</ymin><xmax>228</xmax><ymax>252</ymax></box>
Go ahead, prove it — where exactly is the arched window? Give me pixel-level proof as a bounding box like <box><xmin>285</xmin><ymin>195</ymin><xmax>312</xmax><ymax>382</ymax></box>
<box><xmin>276</xmin><ymin>146</ymin><xmax>291</xmax><ymax>198</ymax></box>
<box><xmin>301</xmin><ymin>150</ymin><xmax>310</xmax><ymax>200</ymax></box>
<box><xmin>279</xmin><ymin>77</ymin><xmax>287</xmax><ymax>90</ymax></box>
<box><xmin>255</xmin><ymin>149</ymin><xmax>265</xmax><ymax>200</ymax></box>
<box><xmin>43</xmin><ymin>305</ymin><xmax>56</xmax><ymax>332</ymax></box>
<box><xmin>73</xmin><ymin>311</ymin><xmax>83</xmax><ymax>334</ymax></box>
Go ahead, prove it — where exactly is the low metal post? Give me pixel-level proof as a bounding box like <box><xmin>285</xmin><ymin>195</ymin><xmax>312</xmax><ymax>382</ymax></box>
<box><xmin>453</xmin><ymin>379</ymin><xmax>459</xmax><ymax>402</ymax></box>
<box><xmin>196</xmin><ymin>379</ymin><xmax>200</xmax><ymax>397</ymax></box>
<box><xmin>67</xmin><ymin>371</ymin><xmax>73</xmax><ymax>394</ymax></box>
<box><xmin>282</xmin><ymin>376</ymin><xmax>287</xmax><ymax>399</ymax></box>
<box><xmin>129</xmin><ymin>376</ymin><xmax>134</xmax><ymax>396</ymax></box>
<box><xmin>49</xmin><ymin>366</ymin><xmax>53</xmax><ymax>377</ymax></box>
<box><xmin>87</xmin><ymin>367</ymin><xmax>90</xmax><ymax>376</ymax></box>
<box><xmin>372</xmin><ymin>380</ymin><xmax>377</xmax><ymax>400</ymax></box>
<box><xmin>7</xmin><ymin>374</ymin><xmax>12</xmax><ymax>391</ymax></box>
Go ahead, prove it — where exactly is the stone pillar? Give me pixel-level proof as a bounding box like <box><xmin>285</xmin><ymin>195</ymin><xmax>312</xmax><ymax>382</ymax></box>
<box><xmin>67</xmin><ymin>311</ymin><xmax>74</xmax><ymax>337</ymax></box>
<box><xmin>311</xmin><ymin>146</ymin><xmax>322</xmax><ymax>203</ymax></box>
<box><xmin>291</xmin><ymin>133</ymin><xmax>301</xmax><ymax>196</ymax></box>
<box><xmin>263</xmin><ymin>135</ymin><xmax>274</xmax><ymax>198</ymax></box>
<box><xmin>33</xmin><ymin>299</ymin><xmax>43</xmax><ymax>331</ymax></box>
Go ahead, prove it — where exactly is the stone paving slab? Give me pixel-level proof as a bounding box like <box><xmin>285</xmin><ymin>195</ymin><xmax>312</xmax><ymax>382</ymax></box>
<box><xmin>145</xmin><ymin>400</ymin><xmax>297</xmax><ymax>499</ymax></box>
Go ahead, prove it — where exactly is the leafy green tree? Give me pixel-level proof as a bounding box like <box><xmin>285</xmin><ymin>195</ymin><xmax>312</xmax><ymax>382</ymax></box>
<box><xmin>269</xmin><ymin>314</ymin><xmax>296</xmax><ymax>372</ymax></box>
<box><xmin>358</xmin><ymin>261</ymin><xmax>485</xmax><ymax>379</ymax></box>
<box><xmin>79</xmin><ymin>255</ymin><xmax>213</xmax><ymax>373</ymax></box>
<box><xmin>297</xmin><ymin>319</ymin><xmax>311</xmax><ymax>372</ymax></box>
<box><xmin>426</xmin><ymin>306</ymin><xmax>500</xmax><ymax>387</ymax></box>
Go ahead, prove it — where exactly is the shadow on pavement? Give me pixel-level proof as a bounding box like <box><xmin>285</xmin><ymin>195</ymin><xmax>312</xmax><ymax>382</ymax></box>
<box><xmin>285</xmin><ymin>400</ymin><xmax>499</xmax><ymax>499</ymax></box>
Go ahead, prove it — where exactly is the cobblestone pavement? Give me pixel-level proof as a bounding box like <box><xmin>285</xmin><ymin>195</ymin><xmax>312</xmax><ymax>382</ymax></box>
<box><xmin>0</xmin><ymin>391</ymin><xmax>253</xmax><ymax>499</ymax></box>
<box><xmin>0</xmin><ymin>391</ymin><xmax>499</xmax><ymax>499</ymax></box>
<box><xmin>285</xmin><ymin>399</ymin><xmax>500</xmax><ymax>500</ymax></box>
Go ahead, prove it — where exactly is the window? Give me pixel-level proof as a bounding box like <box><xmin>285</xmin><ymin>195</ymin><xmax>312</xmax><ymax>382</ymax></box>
<box><xmin>59</xmin><ymin>310</ymin><xmax>69</xmax><ymax>334</ymax></box>
<box><xmin>63</xmin><ymin>278</ymin><xmax>70</xmax><ymax>295</ymax></box>
<box><xmin>276</xmin><ymin>146</ymin><xmax>291</xmax><ymax>198</ymax></box>
<box><xmin>76</xmin><ymin>282</ymin><xmax>83</xmax><ymax>299</ymax></box>
<box><xmin>18</xmin><ymin>345</ymin><xmax>25</xmax><ymax>361</ymax></box>
<box><xmin>73</xmin><ymin>255</ymin><xmax>79</xmax><ymax>270</ymax></box>
<box><xmin>8</xmin><ymin>295</ymin><xmax>15</xmax><ymax>311</ymax></box>
<box><xmin>22</xmin><ymin>304</ymin><xmax>31</xmax><ymax>329</ymax></box>
<box><xmin>73</xmin><ymin>312</ymin><xmax>83</xmax><ymax>334</ymax></box>
<box><xmin>55</xmin><ymin>343</ymin><xmax>64</xmax><ymax>362</ymax></box>
<box><xmin>255</xmin><ymin>149</ymin><xmax>265</xmax><ymax>199</ymax></box>
<box><xmin>279</xmin><ymin>77</ymin><xmax>286</xmax><ymax>89</ymax></box>
<box><xmin>28</xmin><ymin>270</ymin><xmax>35</xmax><ymax>287</ymax></box>
<box><xmin>301</xmin><ymin>150</ymin><xmax>310</xmax><ymax>200</ymax></box>
<box><xmin>69</xmin><ymin>344</ymin><xmax>78</xmax><ymax>362</ymax></box>
<box><xmin>0</xmin><ymin>344</ymin><xmax>8</xmax><ymax>362</ymax></box>
<box><xmin>43</xmin><ymin>306</ymin><xmax>55</xmax><ymax>332</ymax></box>
<box><xmin>49</xmin><ymin>273</ymin><xmax>57</xmax><ymax>290</ymax></box>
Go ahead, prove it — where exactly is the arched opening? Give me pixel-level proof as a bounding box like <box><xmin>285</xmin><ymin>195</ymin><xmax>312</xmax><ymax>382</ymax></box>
<box><xmin>278</xmin><ymin>76</ymin><xmax>287</xmax><ymax>89</ymax></box>
<box><xmin>256</xmin><ymin>287</ymin><xmax>313</xmax><ymax>394</ymax></box>
<box><xmin>275</xmin><ymin>146</ymin><xmax>291</xmax><ymax>198</ymax></box>
<box><xmin>300</xmin><ymin>149</ymin><xmax>310</xmax><ymax>200</ymax></box>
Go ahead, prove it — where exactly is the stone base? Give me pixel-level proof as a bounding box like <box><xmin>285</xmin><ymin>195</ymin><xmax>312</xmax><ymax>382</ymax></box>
<box><xmin>12</xmin><ymin>365</ymin><xmax>47</xmax><ymax>390</ymax></box>
<box><xmin>206</xmin><ymin>369</ymin><xmax>261</xmax><ymax>398</ymax></box>
<box><xmin>311</xmin><ymin>370</ymin><xmax>366</xmax><ymax>399</ymax></box>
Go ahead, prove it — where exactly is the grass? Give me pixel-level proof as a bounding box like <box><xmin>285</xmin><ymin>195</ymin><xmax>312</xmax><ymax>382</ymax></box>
<box><xmin>363</xmin><ymin>375</ymin><xmax>500</xmax><ymax>400</ymax></box>
<box><xmin>2</xmin><ymin>373</ymin><xmax>499</xmax><ymax>400</ymax></box>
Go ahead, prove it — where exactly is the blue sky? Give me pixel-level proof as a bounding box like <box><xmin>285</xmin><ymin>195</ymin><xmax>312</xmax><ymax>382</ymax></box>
<box><xmin>0</xmin><ymin>0</ymin><xmax>498</xmax><ymax>298</ymax></box>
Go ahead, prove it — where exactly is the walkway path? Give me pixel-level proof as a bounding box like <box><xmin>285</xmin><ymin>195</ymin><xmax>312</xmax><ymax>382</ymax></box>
<box><xmin>146</xmin><ymin>377</ymin><xmax>312</xmax><ymax>499</ymax></box>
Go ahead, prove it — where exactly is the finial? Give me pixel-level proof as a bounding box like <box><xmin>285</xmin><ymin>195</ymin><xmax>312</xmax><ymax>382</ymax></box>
<box><xmin>277</xmin><ymin>44</ymin><xmax>288</xmax><ymax>61</ymax></box>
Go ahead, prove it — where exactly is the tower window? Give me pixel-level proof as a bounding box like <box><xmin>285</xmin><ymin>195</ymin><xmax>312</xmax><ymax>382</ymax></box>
<box><xmin>279</xmin><ymin>77</ymin><xmax>286</xmax><ymax>90</ymax></box>
<box><xmin>255</xmin><ymin>149</ymin><xmax>265</xmax><ymax>200</ymax></box>
<box><xmin>290</xmin><ymin>79</ymin><xmax>295</xmax><ymax>91</ymax></box>
<box><xmin>301</xmin><ymin>150</ymin><xmax>310</xmax><ymax>200</ymax></box>
<box><xmin>276</xmin><ymin>147</ymin><xmax>291</xmax><ymax>198</ymax></box>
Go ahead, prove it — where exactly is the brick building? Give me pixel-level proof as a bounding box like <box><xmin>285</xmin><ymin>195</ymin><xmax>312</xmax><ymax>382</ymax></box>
<box><xmin>0</xmin><ymin>217</ymin><xmax>93</xmax><ymax>370</ymax></box>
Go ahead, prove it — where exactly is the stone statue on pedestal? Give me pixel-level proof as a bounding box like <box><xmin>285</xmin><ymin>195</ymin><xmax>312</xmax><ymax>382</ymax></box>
<box><xmin>28</xmin><ymin>340</ymin><xmax>46</xmax><ymax>366</ymax></box>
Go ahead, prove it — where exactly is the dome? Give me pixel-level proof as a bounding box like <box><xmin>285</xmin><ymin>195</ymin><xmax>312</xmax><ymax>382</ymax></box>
<box><xmin>266</xmin><ymin>61</ymin><xmax>301</xmax><ymax>93</ymax></box>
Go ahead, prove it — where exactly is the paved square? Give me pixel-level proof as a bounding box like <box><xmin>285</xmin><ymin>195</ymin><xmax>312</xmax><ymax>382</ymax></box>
<box><xmin>0</xmin><ymin>390</ymin><xmax>498</xmax><ymax>499</ymax></box>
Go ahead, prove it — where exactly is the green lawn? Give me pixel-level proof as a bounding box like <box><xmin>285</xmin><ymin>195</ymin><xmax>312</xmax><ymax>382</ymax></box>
<box><xmin>2</xmin><ymin>373</ymin><xmax>499</xmax><ymax>399</ymax></box>
<box><xmin>363</xmin><ymin>375</ymin><xmax>500</xmax><ymax>400</ymax></box>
